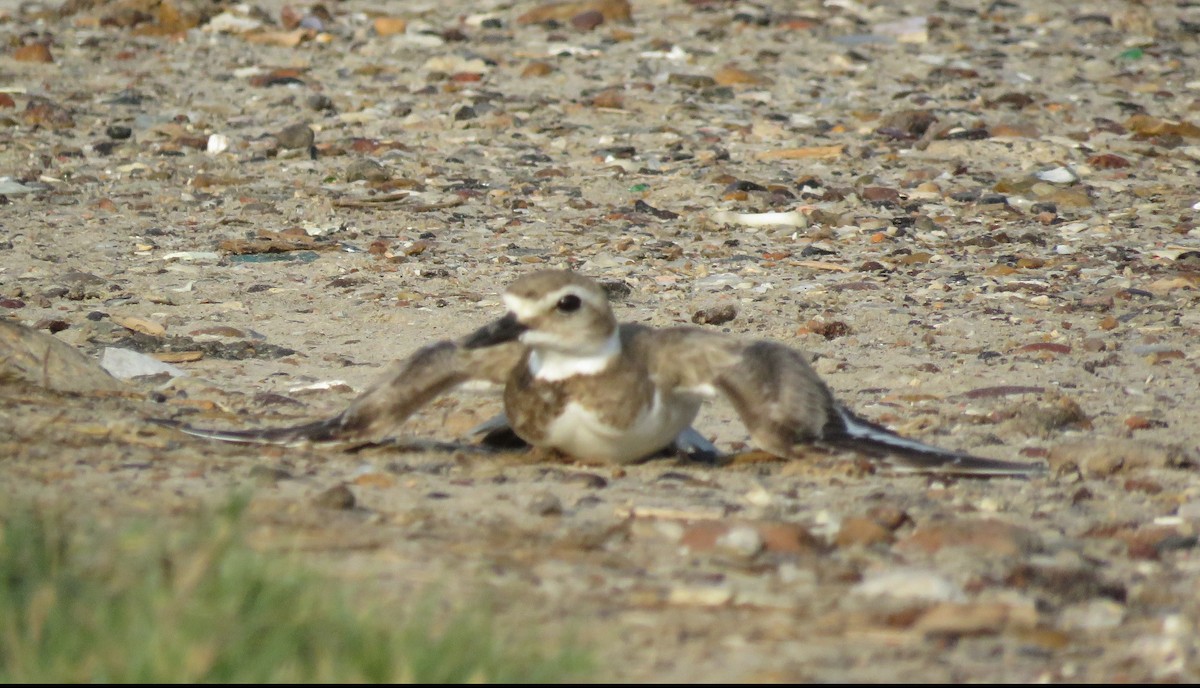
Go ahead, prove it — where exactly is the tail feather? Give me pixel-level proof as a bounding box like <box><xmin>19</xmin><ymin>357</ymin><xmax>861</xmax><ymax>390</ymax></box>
<box><xmin>148</xmin><ymin>416</ymin><xmax>347</xmax><ymax>445</ymax></box>
<box><xmin>827</xmin><ymin>407</ymin><xmax>1044</xmax><ymax>477</ymax></box>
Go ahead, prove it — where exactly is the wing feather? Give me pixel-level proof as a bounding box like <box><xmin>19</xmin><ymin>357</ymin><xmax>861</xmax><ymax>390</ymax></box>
<box><xmin>160</xmin><ymin>339</ymin><xmax>523</xmax><ymax>445</ymax></box>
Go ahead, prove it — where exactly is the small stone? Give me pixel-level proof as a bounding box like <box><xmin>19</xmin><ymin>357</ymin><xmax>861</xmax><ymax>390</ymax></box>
<box><xmin>22</xmin><ymin>97</ymin><xmax>74</xmax><ymax>129</ymax></box>
<box><xmin>518</xmin><ymin>0</ymin><xmax>632</xmax><ymax>25</ymax></box>
<box><xmin>12</xmin><ymin>43</ymin><xmax>54</xmax><ymax>63</ymax></box>
<box><xmin>713</xmin><ymin>66</ymin><xmax>768</xmax><ymax>86</ymax></box>
<box><xmin>861</xmin><ymin>186</ymin><xmax>901</xmax><ymax>203</ymax></box>
<box><xmin>835</xmin><ymin>516</ymin><xmax>894</xmax><ymax>547</ymax></box>
<box><xmin>590</xmin><ymin>89</ymin><xmax>624</xmax><ymax>109</ymax></box>
<box><xmin>306</xmin><ymin>94</ymin><xmax>334</xmax><ymax>111</ymax></box>
<box><xmin>668</xmin><ymin>73</ymin><xmax>717</xmax><ymax>89</ymax></box>
<box><xmin>373</xmin><ymin>16</ymin><xmax>408</xmax><ymax>36</ymax></box>
<box><xmin>715</xmin><ymin>525</ymin><xmax>764</xmax><ymax>557</ymax></box>
<box><xmin>1088</xmin><ymin>153</ymin><xmax>1131</xmax><ymax>169</ymax></box>
<box><xmin>898</xmin><ymin>518</ymin><xmax>1040</xmax><ymax>558</ymax></box>
<box><xmin>527</xmin><ymin>491</ymin><xmax>563</xmax><ymax>516</ymax></box>
<box><xmin>206</xmin><ymin>134</ymin><xmax>230</xmax><ymax>154</ymax></box>
<box><xmin>1047</xmin><ymin>439</ymin><xmax>1194</xmax><ymax>478</ymax></box>
<box><xmin>570</xmin><ymin>9</ymin><xmax>604</xmax><ymax>31</ymax></box>
<box><xmin>106</xmin><ymin>125</ymin><xmax>132</xmax><ymax>140</ymax></box>
<box><xmin>249</xmin><ymin>465</ymin><xmax>292</xmax><ymax>485</ymax></box>
<box><xmin>522</xmin><ymin>61</ymin><xmax>554</xmax><ymax>78</ymax></box>
<box><xmin>313</xmin><ymin>484</ymin><xmax>356</xmax><ymax>510</ymax></box>
<box><xmin>691</xmin><ymin>303</ymin><xmax>737</xmax><ymax>326</ymax></box>
<box><xmin>852</xmin><ymin>568</ymin><xmax>965</xmax><ymax>602</ymax></box>
<box><xmin>914</xmin><ymin>601</ymin><xmax>1032</xmax><ymax>637</ymax></box>
<box><xmin>276</xmin><ymin>123</ymin><xmax>315</xmax><ymax>150</ymax></box>
<box><xmin>345</xmin><ymin>158</ymin><xmax>391</xmax><ymax>183</ymax></box>
<box><xmin>865</xmin><ymin>505</ymin><xmax>910</xmax><ymax>530</ymax></box>
<box><xmin>1060</xmin><ymin>599</ymin><xmax>1125</xmax><ymax>631</ymax></box>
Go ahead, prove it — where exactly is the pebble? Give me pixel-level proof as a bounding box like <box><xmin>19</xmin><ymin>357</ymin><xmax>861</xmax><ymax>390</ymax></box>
<box><xmin>1047</xmin><ymin>439</ymin><xmax>1191</xmax><ymax>477</ymax></box>
<box><xmin>12</xmin><ymin>43</ymin><xmax>53</xmax><ymax>63</ymax></box>
<box><xmin>852</xmin><ymin>568</ymin><xmax>966</xmax><ymax>602</ymax></box>
<box><xmin>249</xmin><ymin>465</ymin><xmax>293</xmax><ymax>485</ymax></box>
<box><xmin>897</xmin><ymin>518</ymin><xmax>1040</xmax><ymax>558</ymax></box>
<box><xmin>345</xmin><ymin>159</ymin><xmax>391</xmax><ymax>183</ymax></box>
<box><xmin>206</xmin><ymin>134</ymin><xmax>230</xmax><ymax>154</ymax></box>
<box><xmin>305</xmin><ymin>94</ymin><xmax>334</xmax><ymax>111</ymax></box>
<box><xmin>570</xmin><ymin>10</ymin><xmax>605</xmax><ymax>31</ymax></box>
<box><xmin>715</xmin><ymin>525</ymin><xmax>764</xmax><ymax>557</ymax></box>
<box><xmin>835</xmin><ymin>516</ymin><xmax>895</xmax><ymax>548</ymax></box>
<box><xmin>914</xmin><ymin>601</ymin><xmax>1035</xmax><ymax>637</ymax></box>
<box><xmin>526</xmin><ymin>491</ymin><xmax>563</xmax><ymax>516</ymax></box>
<box><xmin>691</xmin><ymin>303</ymin><xmax>737</xmax><ymax>326</ymax></box>
<box><xmin>1060</xmin><ymin>599</ymin><xmax>1125</xmax><ymax>632</ymax></box>
<box><xmin>313</xmin><ymin>484</ymin><xmax>356</xmax><ymax>510</ymax></box>
<box><xmin>275</xmin><ymin>123</ymin><xmax>315</xmax><ymax>151</ymax></box>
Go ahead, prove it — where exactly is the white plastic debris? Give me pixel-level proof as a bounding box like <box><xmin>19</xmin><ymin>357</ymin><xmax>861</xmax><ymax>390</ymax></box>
<box><xmin>100</xmin><ymin>348</ymin><xmax>187</xmax><ymax>379</ymax></box>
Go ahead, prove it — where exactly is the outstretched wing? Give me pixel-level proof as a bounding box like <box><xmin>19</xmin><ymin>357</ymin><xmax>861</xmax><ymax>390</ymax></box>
<box><xmin>824</xmin><ymin>406</ymin><xmax>1044</xmax><ymax>477</ymax></box>
<box><xmin>162</xmin><ymin>339</ymin><xmax>524</xmax><ymax>445</ymax></box>
<box><xmin>640</xmin><ymin>327</ymin><xmax>1043</xmax><ymax>476</ymax></box>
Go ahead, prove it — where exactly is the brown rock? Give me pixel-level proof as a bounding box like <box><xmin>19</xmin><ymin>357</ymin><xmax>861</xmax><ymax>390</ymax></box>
<box><xmin>713</xmin><ymin>66</ymin><xmax>769</xmax><ymax>86</ymax></box>
<box><xmin>914</xmin><ymin>601</ymin><xmax>1035</xmax><ymax>637</ymax></box>
<box><xmin>1047</xmin><ymin>439</ymin><xmax>1196</xmax><ymax>478</ymax></box>
<box><xmin>691</xmin><ymin>304</ymin><xmax>737</xmax><ymax>326</ymax></box>
<box><xmin>276</xmin><ymin>123</ymin><xmax>315</xmax><ymax>150</ymax></box>
<box><xmin>345</xmin><ymin>158</ymin><xmax>391</xmax><ymax>183</ymax></box>
<box><xmin>518</xmin><ymin>0</ymin><xmax>632</xmax><ymax>25</ymax></box>
<box><xmin>865</xmin><ymin>505</ymin><xmax>911</xmax><ymax>530</ymax></box>
<box><xmin>861</xmin><ymin>186</ymin><xmax>901</xmax><ymax>203</ymax></box>
<box><xmin>570</xmin><ymin>9</ymin><xmax>604</xmax><ymax>30</ymax></box>
<box><xmin>897</xmin><ymin>518</ymin><xmax>1040</xmax><ymax>558</ymax></box>
<box><xmin>12</xmin><ymin>43</ymin><xmax>54</xmax><ymax>63</ymax></box>
<box><xmin>373</xmin><ymin>15</ymin><xmax>408</xmax><ymax>36</ymax></box>
<box><xmin>681</xmin><ymin>520</ymin><xmax>822</xmax><ymax>555</ymax></box>
<box><xmin>835</xmin><ymin>516</ymin><xmax>894</xmax><ymax>548</ymax></box>
<box><xmin>522</xmin><ymin>61</ymin><xmax>554</xmax><ymax>78</ymax></box>
<box><xmin>22</xmin><ymin>97</ymin><xmax>75</xmax><ymax>129</ymax></box>
<box><xmin>590</xmin><ymin>89</ymin><xmax>624</xmax><ymax>109</ymax></box>
<box><xmin>1088</xmin><ymin>153</ymin><xmax>1132</xmax><ymax>169</ymax></box>
<box><xmin>313</xmin><ymin>484</ymin><xmax>356</xmax><ymax>510</ymax></box>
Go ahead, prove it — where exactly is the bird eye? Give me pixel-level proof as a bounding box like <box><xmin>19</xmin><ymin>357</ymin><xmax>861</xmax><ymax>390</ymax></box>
<box><xmin>556</xmin><ymin>294</ymin><xmax>582</xmax><ymax>313</ymax></box>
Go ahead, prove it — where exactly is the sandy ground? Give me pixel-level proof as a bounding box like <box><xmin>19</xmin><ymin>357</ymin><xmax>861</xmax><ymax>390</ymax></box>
<box><xmin>3</xmin><ymin>0</ymin><xmax>1200</xmax><ymax>681</ymax></box>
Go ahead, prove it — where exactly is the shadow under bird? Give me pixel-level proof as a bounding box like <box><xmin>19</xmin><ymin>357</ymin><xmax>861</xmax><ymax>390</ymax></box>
<box><xmin>163</xmin><ymin>270</ymin><xmax>1044</xmax><ymax>477</ymax></box>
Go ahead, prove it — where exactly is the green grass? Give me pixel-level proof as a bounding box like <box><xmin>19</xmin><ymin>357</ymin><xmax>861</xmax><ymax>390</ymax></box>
<box><xmin>0</xmin><ymin>502</ymin><xmax>590</xmax><ymax>683</ymax></box>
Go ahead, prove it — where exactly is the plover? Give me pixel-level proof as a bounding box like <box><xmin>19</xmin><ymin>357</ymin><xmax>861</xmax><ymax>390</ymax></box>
<box><xmin>171</xmin><ymin>270</ymin><xmax>1042</xmax><ymax>476</ymax></box>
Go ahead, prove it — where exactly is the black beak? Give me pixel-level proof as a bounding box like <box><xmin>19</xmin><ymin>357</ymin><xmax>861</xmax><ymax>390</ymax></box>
<box><xmin>462</xmin><ymin>313</ymin><xmax>528</xmax><ymax>349</ymax></box>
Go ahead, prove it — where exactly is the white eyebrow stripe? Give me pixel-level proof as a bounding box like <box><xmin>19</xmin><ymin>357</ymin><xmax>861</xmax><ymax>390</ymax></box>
<box><xmin>503</xmin><ymin>286</ymin><xmax>605</xmax><ymax>321</ymax></box>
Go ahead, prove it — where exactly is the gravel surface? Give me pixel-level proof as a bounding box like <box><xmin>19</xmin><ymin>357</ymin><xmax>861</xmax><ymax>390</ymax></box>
<box><xmin>3</xmin><ymin>0</ymin><xmax>1200</xmax><ymax>681</ymax></box>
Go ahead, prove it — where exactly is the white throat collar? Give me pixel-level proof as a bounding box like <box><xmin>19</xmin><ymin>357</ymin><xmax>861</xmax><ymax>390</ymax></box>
<box><xmin>528</xmin><ymin>331</ymin><xmax>621</xmax><ymax>382</ymax></box>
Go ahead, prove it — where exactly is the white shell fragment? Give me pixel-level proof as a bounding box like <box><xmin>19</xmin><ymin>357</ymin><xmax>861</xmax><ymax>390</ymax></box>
<box><xmin>710</xmin><ymin>210</ymin><xmax>808</xmax><ymax>228</ymax></box>
<box><xmin>206</xmin><ymin>134</ymin><xmax>231</xmax><ymax>154</ymax></box>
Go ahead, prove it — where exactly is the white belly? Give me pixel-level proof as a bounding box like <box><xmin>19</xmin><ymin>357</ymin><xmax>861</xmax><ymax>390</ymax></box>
<box><xmin>541</xmin><ymin>391</ymin><xmax>701</xmax><ymax>463</ymax></box>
